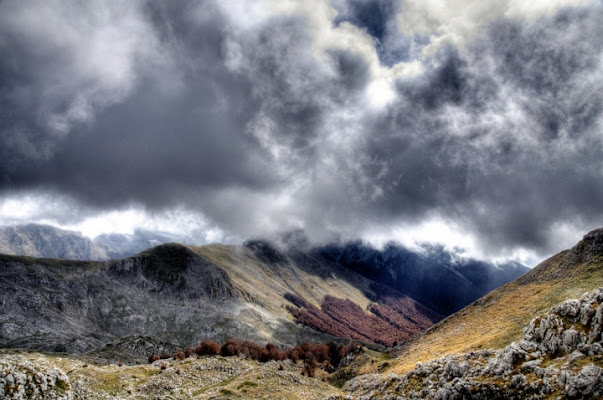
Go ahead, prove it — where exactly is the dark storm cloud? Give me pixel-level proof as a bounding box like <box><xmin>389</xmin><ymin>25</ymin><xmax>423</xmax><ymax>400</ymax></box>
<box><xmin>0</xmin><ymin>1</ymin><xmax>271</xmax><ymax>207</ymax></box>
<box><xmin>356</xmin><ymin>7</ymin><xmax>603</xmax><ymax>253</ymax></box>
<box><xmin>1</xmin><ymin>0</ymin><xmax>602</xmax><ymax>257</ymax></box>
<box><xmin>0</xmin><ymin>0</ymin><xmax>370</xmax><ymax>211</ymax></box>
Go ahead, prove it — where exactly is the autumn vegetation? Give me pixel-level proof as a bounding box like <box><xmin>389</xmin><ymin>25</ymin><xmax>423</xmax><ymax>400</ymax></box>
<box><xmin>284</xmin><ymin>290</ymin><xmax>439</xmax><ymax>346</ymax></box>
<box><xmin>150</xmin><ymin>339</ymin><xmax>362</xmax><ymax>378</ymax></box>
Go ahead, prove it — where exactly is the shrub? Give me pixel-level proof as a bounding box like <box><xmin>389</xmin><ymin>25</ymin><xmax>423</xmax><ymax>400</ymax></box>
<box><xmin>195</xmin><ymin>341</ymin><xmax>220</xmax><ymax>356</ymax></box>
<box><xmin>286</xmin><ymin>347</ymin><xmax>301</xmax><ymax>362</ymax></box>
<box><xmin>175</xmin><ymin>351</ymin><xmax>186</xmax><ymax>360</ymax></box>
<box><xmin>221</xmin><ymin>339</ymin><xmax>240</xmax><ymax>357</ymax></box>
<box><xmin>266</xmin><ymin>343</ymin><xmax>281</xmax><ymax>361</ymax></box>
<box><xmin>149</xmin><ymin>355</ymin><xmax>160</xmax><ymax>363</ymax></box>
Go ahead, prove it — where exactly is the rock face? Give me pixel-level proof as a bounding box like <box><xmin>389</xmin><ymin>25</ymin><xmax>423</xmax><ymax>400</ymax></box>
<box><xmin>0</xmin><ymin>225</ymin><xmax>107</xmax><ymax>261</ymax></box>
<box><xmin>573</xmin><ymin>227</ymin><xmax>603</xmax><ymax>263</ymax></box>
<box><xmin>344</xmin><ymin>288</ymin><xmax>603</xmax><ymax>399</ymax></box>
<box><xmin>0</xmin><ymin>244</ymin><xmax>246</xmax><ymax>354</ymax></box>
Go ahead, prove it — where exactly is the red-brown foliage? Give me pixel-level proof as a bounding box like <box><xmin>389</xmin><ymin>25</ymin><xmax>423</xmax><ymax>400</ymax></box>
<box><xmin>285</xmin><ymin>290</ymin><xmax>435</xmax><ymax>346</ymax></box>
<box><xmin>286</xmin><ymin>347</ymin><xmax>301</xmax><ymax>362</ymax></box>
<box><xmin>302</xmin><ymin>357</ymin><xmax>318</xmax><ymax>377</ymax></box>
<box><xmin>220</xmin><ymin>339</ymin><xmax>240</xmax><ymax>357</ymax></box>
<box><xmin>195</xmin><ymin>341</ymin><xmax>220</xmax><ymax>356</ymax></box>
<box><xmin>184</xmin><ymin>347</ymin><xmax>193</xmax><ymax>358</ymax></box>
<box><xmin>301</xmin><ymin>343</ymin><xmax>329</xmax><ymax>363</ymax></box>
<box><xmin>266</xmin><ymin>343</ymin><xmax>281</xmax><ymax>361</ymax></box>
<box><xmin>149</xmin><ymin>355</ymin><xmax>160</xmax><ymax>363</ymax></box>
<box><xmin>165</xmin><ymin>338</ymin><xmax>363</xmax><ymax>378</ymax></box>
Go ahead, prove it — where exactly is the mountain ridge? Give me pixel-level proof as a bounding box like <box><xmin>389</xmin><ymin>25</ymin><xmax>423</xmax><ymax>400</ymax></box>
<box><xmin>0</xmin><ymin>241</ymin><xmax>442</xmax><ymax>358</ymax></box>
<box><xmin>0</xmin><ymin>228</ymin><xmax>601</xmax><ymax>398</ymax></box>
<box><xmin>0</xmin><ymin>223</ymin><xmax>529</xmax><ymax>318</ymax></box>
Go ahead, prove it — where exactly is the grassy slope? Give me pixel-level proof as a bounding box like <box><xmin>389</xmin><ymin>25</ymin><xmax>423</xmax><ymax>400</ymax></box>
<box><xmin>388</xmin><ymin>248</ymin><xmax>603</xmax><ymax>375</ymax></box>
<box><xmin>190</xmin><ymin>244</ymin><xmax>375</xmax><ymax>317</ymax></box>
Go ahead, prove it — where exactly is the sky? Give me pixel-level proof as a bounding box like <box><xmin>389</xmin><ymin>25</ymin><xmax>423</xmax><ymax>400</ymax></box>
<box><xmin>0</xmin><ymin>0</ymin><xmax>602</xmax><ymax>266</ymax></box>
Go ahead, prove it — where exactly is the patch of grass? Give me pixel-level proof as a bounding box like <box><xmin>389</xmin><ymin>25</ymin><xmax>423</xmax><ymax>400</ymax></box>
<box><xmin>54</xmin><ymin>378</ymin><xmax>69</xmax><ymax>391</ymax></box>
<box><xmin>217</xmin><ymin>375</ymin><xmax>237</xmax><ymax>387</ymax></box>
<box><xmin>237</xmin><ymin>380</ymin><xmax>258</xmax><ymax>389</ymax></box>
<box><xmin>219</xmin><ymin>388</ymin><xmax>234</xmax><ymax>395</ymax></box>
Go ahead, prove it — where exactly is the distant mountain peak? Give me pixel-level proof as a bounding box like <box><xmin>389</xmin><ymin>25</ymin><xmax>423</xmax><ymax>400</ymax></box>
<box><xmin>0</xmin><ymin>224</ymin><xmax>194</xmax><ymax>261</ymax></box>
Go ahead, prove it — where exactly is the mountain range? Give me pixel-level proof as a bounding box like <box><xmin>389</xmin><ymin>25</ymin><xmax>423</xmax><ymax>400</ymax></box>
<box><xmin>0</xmin><ymin>227</ymin><xmax>601</xmax><ymax>399</ymax></box>
<box><xmin>0</xmin><ymin>224</ymin><xmax>193</xmax><ymax>261</ymax></box>
<box><xmin>0</xmin><ymin>224</ymin><xmax>529</xmax><ymax>318</ymax></box>
<box><xmin>0</xmin><ymin>239</ymin><xmax>445</xmax><ymax>357</ymax></box>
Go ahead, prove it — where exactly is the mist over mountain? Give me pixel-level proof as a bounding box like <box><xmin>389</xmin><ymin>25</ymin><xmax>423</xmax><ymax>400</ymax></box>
<box><xmin>317</xmin><ymin>241</ymin><xmax>529</xmax><ymax>315</ymax></box>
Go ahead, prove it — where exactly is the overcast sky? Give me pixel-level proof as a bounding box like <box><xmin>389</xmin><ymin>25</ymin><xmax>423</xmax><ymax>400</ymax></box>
<box><xmin>1</xmin><ymin>0</ymin><xmax>602</xmax><ymax>265</ymax></box>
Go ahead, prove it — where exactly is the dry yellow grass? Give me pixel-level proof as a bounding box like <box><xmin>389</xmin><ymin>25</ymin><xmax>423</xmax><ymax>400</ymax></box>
<box><xmin>388</xmin><ymin>251</ymin><xmax>603</xmax><ymax>375</ymax></box>
<box><xmin>191</xmin><ymin>243</ymin><xmax>374</xmax><ymax>314</ymax></box>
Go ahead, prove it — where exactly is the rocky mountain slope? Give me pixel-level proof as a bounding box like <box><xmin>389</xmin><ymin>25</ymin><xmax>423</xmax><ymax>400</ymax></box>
<box><xmin>344</xmin><ymin>287</ymin><xmax>603</xmax><ymax>399</ymax></box>
<box><xmin>1</xmin><ymin>288</ymin><xmax>601</xmax><ymax>399</ymax></box>
<box><xmin>0</xmin><ymin>224</ymin><xmax>193</xmax><ymax>261</ymax></box>
<box><xmin>0</xmin><ymin>241</ymin><xmax>441</xmax><ymax>358</ymax></box>
<box><xmin>0</xmin><ymin>348</ymin><xmax>347</xmax><ymax>400</ymax></box>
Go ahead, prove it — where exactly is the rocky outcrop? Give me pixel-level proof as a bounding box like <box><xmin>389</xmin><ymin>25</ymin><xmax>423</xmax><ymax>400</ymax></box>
<box><xmin>344</xmin><ymin>288</ymin><xmax>603</xmax><ymax>399</ymax></box>
<box><xmin>0</xmin><ymin>356</ymin><xmax>71</xmax><ymax>400</ymax></box>
<box><xmin>573</xmin><ymin>228</ymin><xmax>603</xmax><ymax>263</ymax></box>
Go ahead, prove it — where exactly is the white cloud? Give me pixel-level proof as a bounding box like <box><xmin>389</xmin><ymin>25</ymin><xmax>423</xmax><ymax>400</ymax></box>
<box><xmin>0</xmin><ymin>193</ymin><xmax>227</xmax><ymax>244</ymax></box>
<box><xmin>398</xmin><ymin>0</ymin><xmax>596</xmax><ymax>55</ymax></box>
<box><xmin>252</xmin><ymin>0</ymin><xmax>422</xmax><ymax>108</ymax></box>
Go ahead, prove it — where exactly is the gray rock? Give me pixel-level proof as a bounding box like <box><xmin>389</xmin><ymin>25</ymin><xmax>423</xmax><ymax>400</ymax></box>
<box><xmin>574</xmin><ymin>364</ymin><xmax>602</xmax><ymax>396</ymax></box>
<box><xmin>344</xmin><ymin>288</ymin><xmax>603</xmax><ymax>400</ymax></box>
